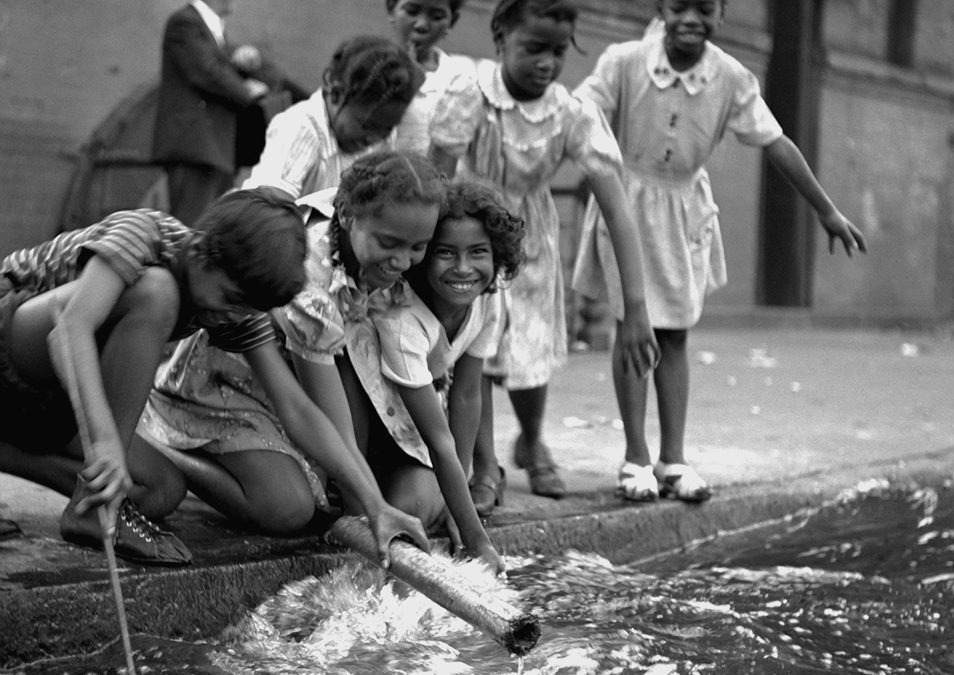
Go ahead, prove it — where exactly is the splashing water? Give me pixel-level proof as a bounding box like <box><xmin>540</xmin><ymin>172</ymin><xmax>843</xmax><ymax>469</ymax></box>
<box><xmin>13</xmin><ymin>482</ymin><xmax>954</xmax><ymax>674</ymax></box>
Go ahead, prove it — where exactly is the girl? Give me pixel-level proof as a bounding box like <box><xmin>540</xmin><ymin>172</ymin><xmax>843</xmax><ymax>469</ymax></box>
<box><xmin>385</xmin><ymin>0</ymin><xmax>473</xmax><ymax>155</ymax></box>
<box><xmin>573</xmin><ymin>0</ymin><xmax>868</xmax><ymax>502</ymax></box>
<box><xmin>136</xmin><ymin>152</ymin><xmax>443</xmax><ymax>567</ymax></box>
<box><xmin>241</xmin><ymin>34</ymin><xmax>424</xmax><ymax>199</ymax></box>
<box><xmin>429</xmin><ymin>0</ymin><xmax>658</xmax><ymax>499</ymax></box>
<box><xmin>345</xmin><ymin>183</ymin><xmax>523</xmax><ymax>571</ymax></box>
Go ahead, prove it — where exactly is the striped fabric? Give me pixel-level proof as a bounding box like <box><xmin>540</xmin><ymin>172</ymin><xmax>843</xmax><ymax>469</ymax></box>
<box><xmin>1</xmin><ymin>209</ymin><xmax>274</xmax><ymax>353</ymax></box>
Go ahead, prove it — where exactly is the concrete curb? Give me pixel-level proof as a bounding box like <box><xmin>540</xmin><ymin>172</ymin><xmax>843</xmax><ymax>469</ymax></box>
<box><xmin>4</xmin><ymin>450</ymin><xmax>952</xmax><ymax>669</ymax></box>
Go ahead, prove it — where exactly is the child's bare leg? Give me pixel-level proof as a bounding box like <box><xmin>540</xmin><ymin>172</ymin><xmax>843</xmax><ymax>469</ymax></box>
<box><xmin>149</xmin><ymin>440</ymin><xmax>316</xmax><ymax>533</ymax></box>
<box><xmin>509</xmin><ymin>385</ymin><xmax>565</xmax><ymax>498</ymax></box>
<box><xmin>652</xmin><ymin>329</ymin><xmax>709</xmax><ymax>501</ymax></box>
<box><xmin>382</xmin><ymin>464</ymin><xmax>446</xmax><ymax>535</ymax></box>
<box><xmin>470</xmin><ymin>374</ymin><xmax>505</xmax><ymax>515</ymax></box>
<box><xmin>0</xmin><ymin>439</ymin><xmax>83</xmax><ymax>494</ymax></box>
<box><xmin>6</xmin><ymin>269</ymin><xmax>179</xmax><ymax>504</ymax></box>
<box><xmin>654</xmin><ymin>329</ymin><xmax>689</xmax><ymax>465</ymax></box>
<box><xmin>613</xmin><ymin>319</ymin><xmax>653</xmax><ymax>466</ymax></box>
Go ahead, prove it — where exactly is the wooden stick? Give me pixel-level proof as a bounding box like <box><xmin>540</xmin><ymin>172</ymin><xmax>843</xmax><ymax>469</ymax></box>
<box><xmin>328</xmin><ymin>515</ymin><xmax>541</xmax><ymax>656</ymax></box>
<box><xmin>48</xmin><ymin>326</ymin><xmax>137</xmax><ymax>674</ymax></box>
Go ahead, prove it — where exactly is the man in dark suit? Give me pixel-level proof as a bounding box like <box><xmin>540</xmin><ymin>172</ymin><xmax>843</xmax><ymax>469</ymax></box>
<box><xmin>152</xmin><ymin>0</ymin><xmax>268</xmax><ymax>227</ymax></box>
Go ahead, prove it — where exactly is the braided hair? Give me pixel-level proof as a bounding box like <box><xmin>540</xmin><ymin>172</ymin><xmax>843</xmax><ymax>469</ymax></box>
<box><xmin>490</xmin><ymin>0</ymin><xmax>579</xmax><ymax>42</ymax></box>
<box><xmin>323</xmin><ymin>35</ymin><xmax>425</xmax><ymax>115</ymax></box>
<box><xmin>329</xmin><ymin>151</ymin><xmax>446</xmax><ymax>276</ymax></box>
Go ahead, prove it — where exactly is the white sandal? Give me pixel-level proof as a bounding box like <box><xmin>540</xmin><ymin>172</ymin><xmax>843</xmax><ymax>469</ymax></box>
<box><xmin>616</xmin><ymin>462</ymin><xmax>659</xmax><ymax>502</ymax></box>
<box><xmin>654</xmin><ymin>462</ymin><xmax>712</xmax><ymax>502</ymax></box>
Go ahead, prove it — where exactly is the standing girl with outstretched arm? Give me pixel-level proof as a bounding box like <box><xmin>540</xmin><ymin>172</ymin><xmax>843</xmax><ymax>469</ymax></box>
<box><xmin>573</xmin><ymin>0</ymin><xmax>867</xmax><ymax>503</ymax></box>
<box><xmin>429</xmin><ymin>0</ymin><xmax>658</xmax><ymax>501</ymax></box>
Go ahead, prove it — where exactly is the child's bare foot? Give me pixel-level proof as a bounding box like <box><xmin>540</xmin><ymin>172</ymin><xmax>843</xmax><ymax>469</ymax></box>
<box><xmin>513</xmin><ymin>435</ymin><xmax>565</xmax><ymax>499</ymax></box>
<box><xmin>60</xmin><ymin>498</ymin><xmax>193</xmax><ymax>566</ymax></box>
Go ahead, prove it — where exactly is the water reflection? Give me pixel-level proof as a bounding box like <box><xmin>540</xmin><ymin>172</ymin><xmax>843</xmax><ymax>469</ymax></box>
<box><xmin>13</xmin><ymin>481</ymin><xmax>954</xmax><ymax>674</ymax></box>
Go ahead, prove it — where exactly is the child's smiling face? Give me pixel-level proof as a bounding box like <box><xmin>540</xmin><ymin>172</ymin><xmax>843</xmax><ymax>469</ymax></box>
<box><xmin>343</xmin><ymin>201</ymin><xmax>437</xmax><ymax>290</ymax></box>
<box><xmin>657</xmin><ymin>0</ymin><xmax>724</xmax><ymax>66</ymax></box>
<box><xmin>497</xmin><ymin>13</ymin><xmax>573</xmax><ymax>101</ymax></box>
<box><xmin>389</xmin><ymin>0</ymin><xmax>457</xmax><ymax>62</ymax></box>
<box><xmin>426</xmin><ymin>215</ymin><xmax>495</xmax><ymax>310</ymax></box>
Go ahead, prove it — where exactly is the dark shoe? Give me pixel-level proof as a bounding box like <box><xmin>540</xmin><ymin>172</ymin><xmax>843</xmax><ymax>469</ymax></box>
<box><xmin>470</xmin><ymin>467</ymin><xmax>506</xmax><ymax>517</ymax></box>
<box><xmin>526</xmin><ymin>464</ymin><xmax>566</xmax><ymax>499</ymax></box>
<box><xmin>513</xmin><ymin>435</ymin><xmax>565</xmax><ymax>499</ymax></box>
<box><xmin>0</xmin><ymin>517</ymin><xmax>21</xmax><ymax>541</ymax></box>
<box><xmin>60</xmin><ymin>499</ymin><xmax>193</xmax><ymax>567</ymax></box>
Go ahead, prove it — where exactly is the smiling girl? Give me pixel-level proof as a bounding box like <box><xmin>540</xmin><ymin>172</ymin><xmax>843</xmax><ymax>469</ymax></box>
<box><xmin>428</xmin><ymin>0</ymin><xmax>658</xmax><ymax>501</ymax></box>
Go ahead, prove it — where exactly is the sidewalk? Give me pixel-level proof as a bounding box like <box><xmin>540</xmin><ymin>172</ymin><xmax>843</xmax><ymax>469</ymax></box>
<box><xmin>2</xmin><ymin>325</ymin><xmax>953</xmax><ymax>667</ymax></box>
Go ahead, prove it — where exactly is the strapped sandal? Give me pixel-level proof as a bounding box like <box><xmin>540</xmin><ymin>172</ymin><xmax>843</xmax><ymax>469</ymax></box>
<box><xmin>470</xmin><ymin>467</ymin><xmax>506</xmax><ymax>517</ymax></box>
<box><xmin>616</xmin><ymin>462</ymin><xmax>658</xmax><ymax>502</ymax></box>
<box><xmin>654</xmin><ymin>462</ymin><xmax>712</xmax><ymax>503</ymax></box>
<box><xmin>513</xmin><ymin>435</ymin><xmax>565</xmax><ymax>499</ymax></box>
<box><xmin>60</xmin><ymin>498</ymin><xmax>193</xmax><ymax>567</ymax></box>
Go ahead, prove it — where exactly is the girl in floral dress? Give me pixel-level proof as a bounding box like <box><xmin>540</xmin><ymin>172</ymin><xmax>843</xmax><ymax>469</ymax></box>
<box><xmin>429</xmin><ymin>0</ymin><xmax>658</xmax><ymax>499</ymax></box>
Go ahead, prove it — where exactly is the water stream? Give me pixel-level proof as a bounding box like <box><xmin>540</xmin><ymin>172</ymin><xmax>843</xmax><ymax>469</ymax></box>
<box><xmin>10</xmin><ymin>479</ymin><xmax>954</xmax><ymax>674</ymax></box>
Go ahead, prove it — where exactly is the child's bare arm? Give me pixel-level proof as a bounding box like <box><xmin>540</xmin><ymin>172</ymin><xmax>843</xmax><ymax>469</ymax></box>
<box><xmin>244</xmin><ymin>344</ymin><xmax>430</xmax><ymax>566</ymax></box>
<box><xmin>446</xmin><ymin>354</ymin><xmax>483</xmax><ymax>466</ymax></box>
<box><xmin>585</xmin><ymin>171</ymin><xmax>660</xmax><ymax>375</ymax></box>
<box><xmin>47</xmin><ymin>256</ymin><xmax>134</xmax><ymax>515</ymax></box>
<box><xmin>764</xmin><ymin>136</ymin><xmax>868</xmax><ymax>256</ymax></box>
<box><xmin>398</xmin><ymin>383</ymin><xmax>504</xmax><ymax>573</ymax></box>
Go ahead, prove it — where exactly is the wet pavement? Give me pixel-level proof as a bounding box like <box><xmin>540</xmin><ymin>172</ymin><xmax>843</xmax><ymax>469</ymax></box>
<box><xmin>2</xmin><ymin>321</ymin><xmax>953</xmax><ymax>668</ymax></box>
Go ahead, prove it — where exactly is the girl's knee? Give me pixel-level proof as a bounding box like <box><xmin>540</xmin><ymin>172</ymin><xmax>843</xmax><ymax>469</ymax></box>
<box><xmin>251</xmin><ymin>488</ymin><xmax>315</xmax><ymax>533</ymax></box>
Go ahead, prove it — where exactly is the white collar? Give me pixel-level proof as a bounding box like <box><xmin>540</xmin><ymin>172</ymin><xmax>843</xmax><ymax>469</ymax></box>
<box><xmin>190</xmin><ymin>0</ymin><xmax>226</xmax><ymax>48</ymax></box>
<box><xmin>476</xmin><ymin>60</ymin><xmax>563</xmax><ymax>123</ymax></box>
<box><xmin>296</xmin><ymin>187</ymin><xmax>337</xmax><ymax>219</ymax></box>
<box><xmin>645</xmin><ymin>32</ymin><xmax>718</xmax><ymax>96</ymax></box>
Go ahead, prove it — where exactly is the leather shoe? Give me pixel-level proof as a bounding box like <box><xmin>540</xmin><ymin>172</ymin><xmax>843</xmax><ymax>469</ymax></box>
<box><xmin>60</xmin><ymin>498</ymin><xmax>193</xmax><ymax>567</ymax></box>
<box><xmin>470</xmin><ymin>467</ymin><xmax>506</xmax><ymax>517</ymax></box>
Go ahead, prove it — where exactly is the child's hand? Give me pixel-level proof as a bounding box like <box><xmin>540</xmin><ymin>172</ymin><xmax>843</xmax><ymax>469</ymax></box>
<box><xmin>467</xmin><ymin>540</ymin><xmax>506</xmax><ymax>576</ymax></box>
<box><xmin>74</xmin><ymin>453</ymin><xmax>132</xmax><ymax>536</ymax></box>
<box><xmin>368</xmin><ymin>504</ymin><xmax>430</xmax><ymax>569</ymax></box>
<box><xmin>820</xmin><ymin>209</ymin><xmax>868</xmax><ymax>256</ymax></box>
<box><xmin>618</xmin><ymin>305</ymin><xmax>660</xmax><ymax>378</ymax></box>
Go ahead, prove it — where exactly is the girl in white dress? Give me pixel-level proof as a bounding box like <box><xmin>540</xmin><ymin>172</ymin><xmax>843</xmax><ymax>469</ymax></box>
<box><xmin>429</xmin><ymin>0</ymin><xmax>658</xmax><ymax>499</ymax></box>
<box><xmin>573</xmin><ymin>0</ymin><xmax>867</xmax><ymax>502</ymax></box>
<box><xmin>344</xmin><ymin>183</ymin><xmax>524</xmax><ymax>570</ymax></box>
<box><xmin>386</xmin><ymin>0</ymin><xmax>474</xmax><ymax>155</ymax></box>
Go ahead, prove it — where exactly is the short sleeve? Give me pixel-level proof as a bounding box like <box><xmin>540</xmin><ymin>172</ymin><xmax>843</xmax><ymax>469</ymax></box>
<box><xmin>573</xmin><ymin>43</ymin><xmax>624</xmax><ymax>121</ymax></box>
<box><xmin>242</xmin><ymin>102</ymin><xmax>326</xmax><ymax>200</ymax></box>
<box><xmin>428</xmin><ymin>62</ymin><xmax>484</xmax><ymax>158</ymax></box>
<box><xmin>464</xmin><ymin>293</ymin><xmax>503</xmax><ymax>359</ymax></box>
<box><xmin>727</xmin><ymin>69</ymin><xmax>784</xmax><ymax>147</ymax></box>
<box><xmin>565</xmin><ymin>95</ymin><xmax>624</xmax><ymax>178</ymax></box>
<box><xmin>375</xmin><ymin>308</ymin><xmax>439</xmax><ymax>388</ymax></box>
<box><xmin>271</xmin><ymin>217</ymin><xmax>344</xmax><ymax>365</ymax></box>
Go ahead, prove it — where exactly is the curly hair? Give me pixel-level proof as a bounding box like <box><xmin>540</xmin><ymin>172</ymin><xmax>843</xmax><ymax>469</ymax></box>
<box><xmin>329</xmin><ymin>151</ymin><xmax>446</xmax><ymax>276</ymax></box>
<box><xmin>323</xmin><ymin>35</ymin><xmax>425</xmax><ymax>111</ymax></box>
<box><xmin>407</xmin><ymin>181</ymin><xmax>526</xmax><ymax>296</ymax></box>
<box><xmin>195</xmin><ymin>187</ymin><xmax>307</xmax><ymax>311</ymax></box>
